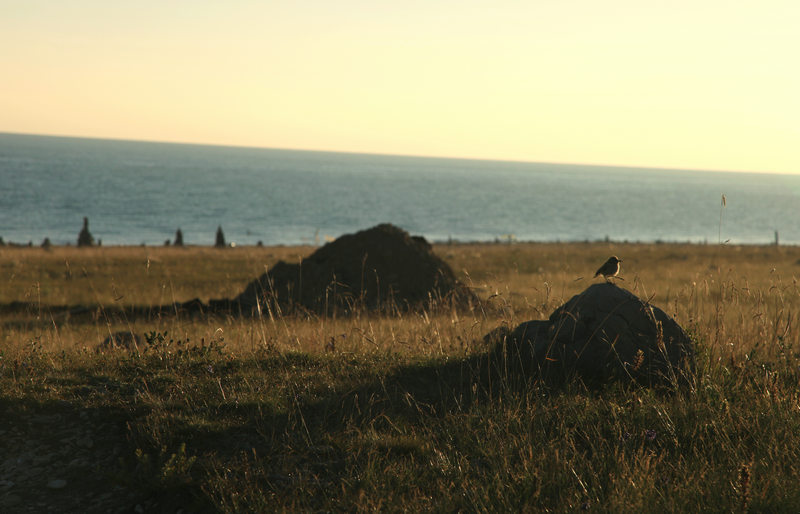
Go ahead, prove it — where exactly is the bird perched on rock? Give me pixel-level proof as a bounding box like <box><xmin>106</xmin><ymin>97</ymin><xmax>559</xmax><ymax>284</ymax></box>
<box><xmin>594</xmin><ymin>256</ymin><xmax>622</xmax><ymax>282</ymax></box>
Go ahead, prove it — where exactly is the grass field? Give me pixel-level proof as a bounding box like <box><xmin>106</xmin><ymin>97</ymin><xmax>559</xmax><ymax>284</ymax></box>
<box><xmin>2</xmin><ymin>242</ymin><xmax>800</xmax><ymax>512</ymax></box>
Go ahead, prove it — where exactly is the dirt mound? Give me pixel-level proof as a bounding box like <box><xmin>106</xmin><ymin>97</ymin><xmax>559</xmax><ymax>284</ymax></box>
<box><xmin>235</xmin><ymin>224</ymin><xmax>478</xmax><ymax>314</ymax></box>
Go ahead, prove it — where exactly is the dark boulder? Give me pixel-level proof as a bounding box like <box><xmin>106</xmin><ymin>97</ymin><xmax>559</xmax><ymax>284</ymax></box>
<box><xmin>491</xmin><ymin>283</ymin><xmax>695</xmax><ymax>386</ymax></box>
<box><xmin>235</xmin><ymin>224</ymin><xmax>478</xmax><ymax>314</ymax></box>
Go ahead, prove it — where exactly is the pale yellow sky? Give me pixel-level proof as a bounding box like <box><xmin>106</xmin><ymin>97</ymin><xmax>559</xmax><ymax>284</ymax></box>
<box><xmin>1</xmin><ymin>1</ymin><xmax>798</xmax><ymax>173</ymax></box>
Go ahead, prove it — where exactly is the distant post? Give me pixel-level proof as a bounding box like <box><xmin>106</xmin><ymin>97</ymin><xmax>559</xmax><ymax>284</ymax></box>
<box><xmin>215</xmin><ymin>226</ymin><xmax>226</xmax><ymax>248</ymax></box>
<box><xmin>77</xmin><ymin>217</ymin><xmax>94</xmax><ymax>247</ymax></box>
<box><xmin>775</xmin><ymin>230</ymin><xmax>779</xmax><ymax>246</ymax></box>
<box><xmin>174</xmin><ymin>228</ymin><xmax>184</xmax><ymax>247</ymax></box>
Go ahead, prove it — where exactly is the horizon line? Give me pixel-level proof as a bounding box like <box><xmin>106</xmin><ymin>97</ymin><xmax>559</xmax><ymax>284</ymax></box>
<box><xmin>0</xmin><ymin>129</ymin><xmax>792</xmax><ymax>177</ymax></box>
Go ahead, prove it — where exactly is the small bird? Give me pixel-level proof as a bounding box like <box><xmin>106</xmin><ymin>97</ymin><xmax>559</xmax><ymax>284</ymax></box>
<box><xmin>594</xmin><ymin>256</ymin><xmax>622</xmax><ymax>282</ymax></box>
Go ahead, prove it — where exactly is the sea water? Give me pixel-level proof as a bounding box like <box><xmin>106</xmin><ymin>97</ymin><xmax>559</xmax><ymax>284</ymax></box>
<box><xmin>1</xmin><ymin>132</ymin><xmax>799</xmax><ymax>246</ymax></box>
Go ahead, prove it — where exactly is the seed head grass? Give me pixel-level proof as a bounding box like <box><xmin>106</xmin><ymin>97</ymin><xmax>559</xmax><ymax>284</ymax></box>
<box><xmin>2</xmin><ymin>242</ymin><xmax>800</xmax><ymax>511</ymax></box>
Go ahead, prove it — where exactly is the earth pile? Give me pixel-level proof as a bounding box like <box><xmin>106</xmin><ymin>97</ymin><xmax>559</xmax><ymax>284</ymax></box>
<box><xmin>235</xmin><ymin>224</ymin><xmax>477</xmax><ymax>314</ymax></box>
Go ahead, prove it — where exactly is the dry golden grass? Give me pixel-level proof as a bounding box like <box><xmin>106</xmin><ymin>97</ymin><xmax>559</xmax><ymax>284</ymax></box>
<box><xmin>0</xmin><ymin>244</ymin><xmax>314</xmax><ymax>306</ymax></box>
<box><xmin>447</xmin><ymin>242</ymin><xmax>800</xmax><ymax>363</ymax></box>
<box><xmin>6</xmin><ymin>241</ymin><xmax>800</xmax><ymax>357</ymax></box>
<box><xmin>3</xmin><ymin>242</ymin><xmax>800</xmax><ymax>512</ymax></box>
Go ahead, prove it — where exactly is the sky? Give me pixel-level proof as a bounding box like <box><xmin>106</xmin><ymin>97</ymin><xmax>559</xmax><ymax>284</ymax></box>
<box><xmin>1</xmin><ymin>1</ymin><xmax>799</xmax><ymax>174</ymax></box>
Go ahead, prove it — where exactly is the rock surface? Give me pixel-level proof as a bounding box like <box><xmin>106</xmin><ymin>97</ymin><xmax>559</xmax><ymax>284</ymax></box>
<box><xmin>492</xmin><ymin>283</ymin><xmax>695</xmax><ymax>386</ymax></box>
<box><xmin>235</xmin><ymin>224</ymin><xmax>477</xmax><ymax>314</ymax></box>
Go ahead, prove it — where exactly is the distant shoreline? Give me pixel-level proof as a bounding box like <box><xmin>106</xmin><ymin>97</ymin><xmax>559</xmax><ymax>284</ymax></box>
<box><xmin>0</xmin><ymin>239</ymin><xmax>794</xmax><ymax>250</ymax></box>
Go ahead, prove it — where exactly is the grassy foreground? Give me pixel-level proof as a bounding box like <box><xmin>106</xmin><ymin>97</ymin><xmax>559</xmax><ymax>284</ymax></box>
<box><xmin>2</xmin><ymin>243</ymin><xmax>800</xmax><ymax>512</ymax></box>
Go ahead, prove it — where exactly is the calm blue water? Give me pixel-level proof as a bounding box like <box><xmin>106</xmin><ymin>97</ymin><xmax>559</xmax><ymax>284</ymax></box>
<box><xmin>1</xmin><ymin>132</ymin><xmax>799</xmax><ymax>246</ymax></box>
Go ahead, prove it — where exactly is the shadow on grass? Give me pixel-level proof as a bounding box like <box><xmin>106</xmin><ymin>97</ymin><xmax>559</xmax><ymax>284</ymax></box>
<box><xmin>6</xmin><ymin>325</ymin><xmax>633</xmax><ymax>512</ymax></box>
<box><xmin>0</xmin><ymin>299</ymin><xmax>232</xmax><ymax>328</ymax></box>
<box><xmin>0</xmin><ymin>395</ymin><xmax>216</xmax><ymax>513</ymax></box>
<box><xmin>126</xmin><ymin>347</ymin><xmax>550</xmax><ymax>509</ymax></box>
<box><xmin>4</xmin><ymin>343</ymin><xmax>540</xmax><ymax>510</ymax></box>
